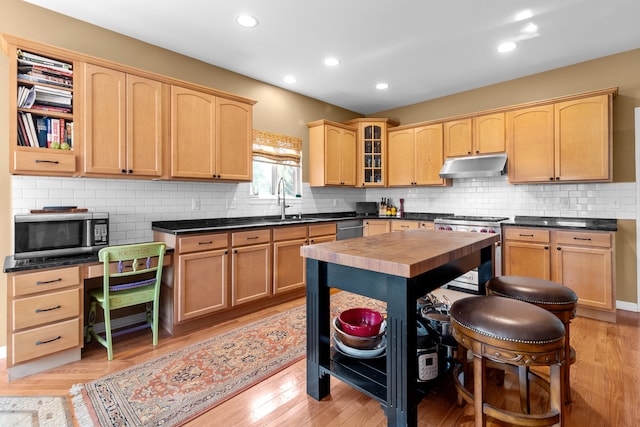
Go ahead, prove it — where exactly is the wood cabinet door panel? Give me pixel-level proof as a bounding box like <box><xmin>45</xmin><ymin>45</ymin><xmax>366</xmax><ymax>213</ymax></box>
<box><xmin>341</xmin><ymin>128</ymin><xmax>357</xmax><ymax>186</ymax></box>
<box><xmin>171</xmin><ymin>86</ymin><xmax>216</xmax><ymax>178</ymax></box>
<box><xmin>325</xmin><ymin>126</ymin><xmax>343</xmax><ymax>185</ymax></box>
<box><xmin>555</xmin><ymin>95</ymin><xmax>610</xmax><ymax>181</ymax></box>
<box><xmin>178</xmin><ymin>249</ymin><xmax>228</xmax><ymax>322</ymax></box>
<box><xmin>216</xmin><ymin>98</ymin><xmax>252</xmax><ymax>180</ymax></box>
<box><xmin>553</xmin><ymin>245</ymin><xmax>613</xmax><ymax>310</ymax></box>
<box><xmin>232</xmin><ymin>244</ymin><xmax>271</xmax><ymax>306</ymax></box>
<box><xmin>444</xmin><ymin>119</ymin><xmax>472</xmax><ymax>157</ymax></box>
<box><xmin>364</xmin><ymin>220</ymin><xmax>390</xmax><ymax>236</ymax></box>
<box><xmin>503</xmin><ymin>241</ymin><xmax>551</xmax><ymax>279</ymax></box>
<box><xmin>507</xmin><ymin>105</ymin><xmax>554</xmax><ymax>183</ymax></box>
<box><xmin>273</xmin><ymin>239</ymin><xmax>306</xmax><ymax>294</ymax></box>
<box><xmin>83</xmin><ymin>64</ymin><xmax>126</xmax><ymax>175</ymax></box>
<box><xmin>415</xmin><ymin>124</ymin><xmax>445</xmax><ymax>185</ymax></box>
<box><xmin>387</xmin><ymin>129</ymin><xmax>415</xmax><ymax>186</ymax></box>
<box><xmin>126</xmin><ymin>74</ymin><xmax>163</xmax><ymax>177</ymax></box>
<box><xmin>474</xmin><ymin>112</ymin><xmax>505</xmax><ymax>154</ymax></box>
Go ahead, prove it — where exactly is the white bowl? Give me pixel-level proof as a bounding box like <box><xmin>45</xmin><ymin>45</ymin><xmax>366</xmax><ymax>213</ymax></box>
<box><xmin>333</xmin><ymin>334</ymin><xmax>387</xmax><ymax>359</ymax></box>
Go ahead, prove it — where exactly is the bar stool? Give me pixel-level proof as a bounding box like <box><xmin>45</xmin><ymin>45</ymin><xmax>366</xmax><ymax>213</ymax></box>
<box><xmin>486</xmin><ymin>276</ymin><xmax>578</xmax><ymax>406</ymax></box>
<box><xmin>450</xmin><ymin>296</ymin><xmax>565</xmax><ymax>427</ymax></box>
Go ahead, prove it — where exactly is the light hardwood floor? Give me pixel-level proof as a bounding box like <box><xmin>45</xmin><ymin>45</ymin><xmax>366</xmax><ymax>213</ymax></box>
<box><xmin>1</xmin><ymin>296</ymin><xmax>638</xmax><ymax>426</ymax></box>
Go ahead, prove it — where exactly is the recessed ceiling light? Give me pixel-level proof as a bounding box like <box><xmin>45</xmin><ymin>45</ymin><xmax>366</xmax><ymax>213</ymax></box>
<box><xmin>376</xmin><ymin>83</ymin><xmax>389</xmax><ymax>90</ymax></box>
<box><xmin>283</xmin><ymin>75</ymin><xmax>297</xmax><ymax>84</ymax></box>
<box><xmin>515</xmin><ymin>10</ymin><xmax>533</xmax><ymax>21</ymax></box>
<box><xmin>236</xmin><ymin>14</ymin><xmax>259</xmax><ymax>28</ymax></box>
<box><xmin>324</xmin><ymin>57</ymin><xmax>340</xmax><ymax>67</ymax></box>
<box><xmin>522</xmin><ymin>23</ymin><xmax>538</xmax><ymax>34</ymax></box>
<box><xmin>497</xmin><ymin>42</ymin><xmax>518</xmax><ymax>53</ymax></box>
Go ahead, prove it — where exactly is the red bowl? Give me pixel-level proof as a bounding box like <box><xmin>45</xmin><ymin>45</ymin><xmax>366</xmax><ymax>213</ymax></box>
<box><xmin>338</xmin><ymin>308</ymin><xmax>384</xmax><ymax>337</ymax></box>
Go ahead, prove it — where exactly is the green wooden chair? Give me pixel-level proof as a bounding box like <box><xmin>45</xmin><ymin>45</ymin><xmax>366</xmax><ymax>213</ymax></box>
<box><xmin>86</xmin><ymin>242</ymin><xmax>166</xmax><ymax>360</ymax></box>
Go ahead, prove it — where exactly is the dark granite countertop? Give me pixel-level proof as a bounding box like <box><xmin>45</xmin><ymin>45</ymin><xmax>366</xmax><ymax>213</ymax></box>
<box><xmin>151</xmin><ymin>211</ymin><xmax>453</xmax><ymax>235</ymax></box>
<box><xmin>4</xmin><ymin>248</ymin><xmax>175</xmax><ymax>274</ymax></box>
<box><xmin>504</xmin><ymin>216</ymin><xmax>617</xmax><ymax>232</ymax></box>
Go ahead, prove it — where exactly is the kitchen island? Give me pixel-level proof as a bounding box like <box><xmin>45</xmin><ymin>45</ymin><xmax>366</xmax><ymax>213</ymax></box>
<box><xmin>301</xmin><ymin>229</ymin><xmax>499</xmax><ymax>426</ymax></box>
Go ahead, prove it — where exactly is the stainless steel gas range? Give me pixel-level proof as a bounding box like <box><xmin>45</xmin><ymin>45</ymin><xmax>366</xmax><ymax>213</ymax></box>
<box><xmin>433</xmin><ymin>215</ymin><xmax>509</xmax><ymax>294</ymax></box>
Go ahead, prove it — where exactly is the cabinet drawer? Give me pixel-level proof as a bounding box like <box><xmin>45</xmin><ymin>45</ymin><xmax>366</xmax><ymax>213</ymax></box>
<box><xmin>555</xmin><ymin>230</ymin><xmax>611</xmax><ymax>248</ymax></box>
<box><xmin>273</xmin><ymin>225</ymin><xmax>307</xmax><ymax>242</ymax></box>
<box><xmin>12</xmin><ymin>318</ymin><xmax>81</xmax><ymax>364</ymax></box>
<box><xmin>504</xmin><ymin>227</ymin><xmax>550</xmax><ymax>243</ymax></box>
<box><xmin>179</xmin><ymin>233</ymin><xmax>228</xmax><ymax>254</ymax></box>
<box><xmin>231</xmin><ymin>229</ymin><xmax>271</xmax><ymax>246</ymax></box>
<box><xmin>419</xmin><ymin>221</ymin><xmax>435</xmax><ymax>230</ymax></box>
<box><xmin>13</xmin><ymin>288</ymin><xmax>80</xmax><ymax>331</ymax></box>
<box><xmin>13</xmin><ymin>150</ymin><xmax>77</xmax><ymax>174</ymax></box>
<box><xmin>12</xmin><ymin>266</ymin><xmax>81</xmax><ymax>297</ymax></box>
<box><xmin>391</xmin><ymin>220</ymin><xmax>419</xmax><ymax>231</ymax></box>
<box><xmin>309</xmin><ymin>222</ymin><xmax>336</xmax><ymax>238</ymax></box>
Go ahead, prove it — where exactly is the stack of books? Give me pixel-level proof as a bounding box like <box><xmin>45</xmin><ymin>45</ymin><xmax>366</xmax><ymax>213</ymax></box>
<box><xmin>17</xmin><ymin>49</ymin><xmax>73</xmax><ymax>88</ymax></box>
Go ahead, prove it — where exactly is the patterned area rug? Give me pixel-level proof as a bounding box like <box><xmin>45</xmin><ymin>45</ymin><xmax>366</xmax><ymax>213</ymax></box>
<box><xmin>70</xmin><ymin>291</ymin><xmax>385</xmax><ymax>426</ymax></box>
<box><xmin>0</xmin><ymin>396</ymin><xmax>73</xmax><ymax>427</ymax></box>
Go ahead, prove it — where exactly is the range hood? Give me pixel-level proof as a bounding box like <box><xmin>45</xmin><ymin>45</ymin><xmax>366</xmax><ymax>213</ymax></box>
<box><xmin>439</xmin><ymin>153</ymin><xmax>507</xmax><ymax>179</ymax></box>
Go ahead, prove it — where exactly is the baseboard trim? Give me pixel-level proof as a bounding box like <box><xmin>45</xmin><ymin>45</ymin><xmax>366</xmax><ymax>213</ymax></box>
<box><xmin>616</xmin><ymin>300</ymin><xmax>639</xmax><ymax>312</ymax></box>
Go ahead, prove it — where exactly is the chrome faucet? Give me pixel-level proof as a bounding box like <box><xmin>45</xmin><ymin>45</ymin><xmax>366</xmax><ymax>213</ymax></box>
<box><xmin>277</xmin><ymin>177</ymin><xmax>290</xmax><ymax>219</ymax></box>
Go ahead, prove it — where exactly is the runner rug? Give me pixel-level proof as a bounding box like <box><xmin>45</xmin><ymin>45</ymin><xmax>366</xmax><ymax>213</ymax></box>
<box><xmin>0</xmin><ymin>396</ymin><xmax>73</xmax><ymax>427</ymax></box>
<box><xmin>70</xmin><ymin>291</ymin><xmax>386</xmax><ymax>426</ymax></box>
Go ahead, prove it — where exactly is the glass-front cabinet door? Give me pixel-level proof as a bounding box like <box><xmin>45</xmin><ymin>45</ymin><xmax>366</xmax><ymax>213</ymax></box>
<box><xmin>343</xmin><ymin>118</ymin><xmax>400</xmax><ymax>187</ymax></box>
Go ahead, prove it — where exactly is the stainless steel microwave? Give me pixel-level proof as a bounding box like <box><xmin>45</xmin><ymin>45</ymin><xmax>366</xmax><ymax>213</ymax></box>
<box><xmin>14</xmin><ymin>212</ymin><xmax>109</xmax><ymax>260</ymax></box>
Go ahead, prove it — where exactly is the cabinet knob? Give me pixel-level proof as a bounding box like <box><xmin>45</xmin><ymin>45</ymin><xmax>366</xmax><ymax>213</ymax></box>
<box><xmin>121</xmin><ymin>169</ymin><xmax>127</xmax><ymax>174</ymax></box>
<box><xmin>128</xmin><ymin>169</ymin><xmax>133</xmax><ymax>174</ymax></box>
<box><xmin>556</xmin><ymin>247</ymin><xmax>561</xmax><ymax>250</ymax></box>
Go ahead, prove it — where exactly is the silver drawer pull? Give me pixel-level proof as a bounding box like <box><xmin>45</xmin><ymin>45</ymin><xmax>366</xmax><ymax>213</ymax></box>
<box><xmin>35</xmin><ymin>305</ymin><xmax>62</xmax><ymax>313</ymax></box>
<box><xmin>36</xmin><ymin>278</ymin><xmax>62</xmax><ymax>285</ymax></box>
<box><xmin>35</xmin><ymin>336</ymin><xmax>62</xmax><ymax>345</ymax></box>
<box><xmin>35</xmin><ymin>159</ymin><xmax>60</xmax><ymax>165</ymax></box>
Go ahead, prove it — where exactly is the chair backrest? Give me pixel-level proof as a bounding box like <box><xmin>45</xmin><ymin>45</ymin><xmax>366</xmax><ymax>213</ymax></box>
<box><xmin>98</xmin><ymin>242</ymin><xmax>166</xmax><ymax>297</ymax></box>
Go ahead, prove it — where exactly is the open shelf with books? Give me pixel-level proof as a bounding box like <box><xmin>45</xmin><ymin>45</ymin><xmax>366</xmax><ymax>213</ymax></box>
<box><xmin>3</xmin><ymin>35</ymin><xmax>78</xmax><ymax>176</ymax></box>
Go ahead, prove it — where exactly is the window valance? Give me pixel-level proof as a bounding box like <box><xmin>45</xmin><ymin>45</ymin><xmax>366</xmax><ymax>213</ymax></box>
<box><xmin>252</xmin><ymin>130</ymin><xmax>302</xmax><ymax>166</ymax></box>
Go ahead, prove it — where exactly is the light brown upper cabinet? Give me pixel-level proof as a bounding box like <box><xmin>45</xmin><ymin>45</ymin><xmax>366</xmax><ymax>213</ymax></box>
<box><xmin>308</xmin><ymin>120</ymin><xmax>357</xmax><ymax>186</ymax></box>
<box><xmin>444</xmin><ymin>112</ymin><xmax>505</xmax><ymax>157</ymax></box>
<box><xmin>83</xmin><ymin>64</ymin><xmax>164</xmax><ymax>178</ymax></box>
<box><xmin>4</xmin><ymin>34</ymin><xmax>79</xmax><ymax>176</ymax></box>
<box><xmin>507</xmin><ymin>91</ymin><xmax>614</xmax><ymax>183</ymax></box>
<box><xmin>343</xmin><ymin>118</ymin><xmax>399</xmax><ymax>187</ymax></box>
<box><xmin>170</xmin><ymin>86</ymin><xmax>253</xmax><ymax>181</ymax></box>
<box><xmin>388</xmin><ymin>124</ymin><xmax>449</xmax><ymax>187</ymax></box>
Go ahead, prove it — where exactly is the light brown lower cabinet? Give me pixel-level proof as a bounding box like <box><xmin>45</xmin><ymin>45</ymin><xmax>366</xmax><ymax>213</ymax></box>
<box><xmin>175</xmin><ymin>232</ymin><xmax>229</xmax><ymax>322</ymax></box>
<box><xmin>391</xmin><ymin>220</ymin><xmax>420</xmax><ymax>232</ymax></box>
<box><xmin>364</xmin><ymin>219</ymin><xmax>390</xmax><ymax>236</ymax></box>
<box><xmin>7</xmin><ymin>266</ymin><xmax>83</xmax><ymax>372</ymax></box>
<box><xmin>503</xmin><ymin>226</ymin><xmax>615</xmax><ymax>322</ymax></box>
<box><xmin>273</xmin><ymin>226</ymin><xmax>307</xmax><ymax>295</ymax></box>
<box><xmin>231</xmin><ymin>229</ymin><xmax>272</xmax><ymax>306</ymax></box>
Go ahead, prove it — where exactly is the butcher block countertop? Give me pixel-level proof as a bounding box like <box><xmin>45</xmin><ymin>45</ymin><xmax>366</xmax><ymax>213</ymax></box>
<box><xmin>300</xmin><ymin>228</ymin><xmax>499</xmax><ymax>278</ymax></box>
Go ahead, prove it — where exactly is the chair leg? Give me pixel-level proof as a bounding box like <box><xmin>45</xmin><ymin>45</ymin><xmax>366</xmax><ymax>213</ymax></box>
<box><xmin>103</xmin><ymin>305</ymin><xmax>114</xmax><ymax>361</ymax></box>
<box><xmin>518</xmin><ymin>366</ymin><xmax>531</xmax><ymax>414</ymax></box>
<box><xmin>473</xmin><ymin>355</ymin><xmax>487</xmax><ymax>427</ymax></box>
<box><xmin>148</xmin><ymin>301</ymin><xmax>159</xmax><ymax>347</ymax></box>
<box><xmin>86</xmin><ymin>300</ymin><xmax>97</xmax><ymax>344</ymax></box>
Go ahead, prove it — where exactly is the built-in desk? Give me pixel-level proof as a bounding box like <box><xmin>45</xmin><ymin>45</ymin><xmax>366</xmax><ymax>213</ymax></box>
<box><xmin>301</xmin><ymin>229</ymin><xmax>498</xmax><ymax>426</ymax></box>
<box><xmin>3</xmin><ymin>252</ymin><xmax>172</xmax><ymax>380</ymax></box>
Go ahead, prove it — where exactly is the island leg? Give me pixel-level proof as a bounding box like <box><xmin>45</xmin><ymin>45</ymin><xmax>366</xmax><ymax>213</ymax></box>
<box><xmin>306</xmin><ymin>259</ymin><xmax>331</xmax><ymax>399</ymax></box>
<box><xmin>385</xmin><ymin>275</ymin><xmax>419</xmax><ymax>426</ymax></box>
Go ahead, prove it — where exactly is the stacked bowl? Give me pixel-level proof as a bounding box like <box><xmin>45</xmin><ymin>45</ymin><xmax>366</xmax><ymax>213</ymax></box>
<box><xmin>332</xmin><ymin>308</ymin><xmax>386</xmax><ymax>358</ymax></box>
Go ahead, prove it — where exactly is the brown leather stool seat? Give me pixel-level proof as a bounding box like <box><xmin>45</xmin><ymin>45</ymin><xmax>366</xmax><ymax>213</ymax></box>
<box><xmin>450</xmin><ymin>296</ymin><xmax>566</xmax><ymax>427</ymax></box>
<box><xmin>486</xmin><ymin>276</ymin><xmax>578</xmax><ymax>406</ymax></box>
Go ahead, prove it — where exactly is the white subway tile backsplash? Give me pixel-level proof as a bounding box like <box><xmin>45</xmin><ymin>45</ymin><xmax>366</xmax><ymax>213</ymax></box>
<box><xmin>9</xmin><ymin>176</ymin><xmax>636</xmax><ymax>246</ymax></box>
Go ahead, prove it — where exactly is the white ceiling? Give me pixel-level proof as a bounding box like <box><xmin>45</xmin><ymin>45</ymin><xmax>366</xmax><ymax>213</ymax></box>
<box><xmin>24</xmin><ymin>0</ymin><xmax>640</xmax><ymax>115</ymax></box>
